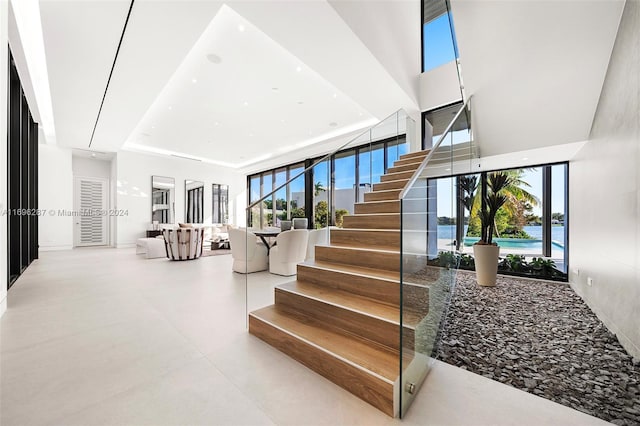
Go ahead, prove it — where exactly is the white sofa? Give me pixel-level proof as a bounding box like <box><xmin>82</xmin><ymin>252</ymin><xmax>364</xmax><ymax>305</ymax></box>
<box><xmin>229</xmin><ymin>228</ymin><xmax>268</xmax><ymax>273</ymax></box>
<box><xmin>269</xmin><ymin>229</ymin><xmax>309</xmax><ymax>276</ymax></box>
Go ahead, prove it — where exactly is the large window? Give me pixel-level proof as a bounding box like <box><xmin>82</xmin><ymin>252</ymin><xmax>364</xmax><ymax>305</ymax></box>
<box><xmin>423</xmin><ymin>12</ymin><xmax>458</xmax><ymax>72</ymax></box>
<box><xmin>434</xmin><ymin>163</ymin><xmax>569</xmax><ymax>277</ymax></box>
<box><xmin>248</xmin><ymin>136</ymin><xmax>408</xmax><ymax>229</ymax></box>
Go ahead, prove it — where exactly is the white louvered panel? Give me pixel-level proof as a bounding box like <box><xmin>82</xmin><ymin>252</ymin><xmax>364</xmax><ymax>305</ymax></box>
<box><xmin>78</xmin><ymin>179</ymin><xmax>106</xmax><ymax>245</ymax></box>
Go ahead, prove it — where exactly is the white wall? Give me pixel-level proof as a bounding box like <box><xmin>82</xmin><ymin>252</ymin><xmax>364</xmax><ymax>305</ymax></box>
<box><xmin>72</xmin><ymin>156</ymin><xmax>111</xmax><ymax>179</ymax></box>
<box><xmin>419</xmin><ymin>61</ymin><xmax>462</xmax><ymax>112</ymax></box>
<box><xmin>39</xmin><ymin>145</ymin><xmax>73</xmax><ymax>250</ymax></box>
<box><xmin>0</xmin><ymin>0</ymin><xmax>8</xmax><ymax>317</ymax></box>
<box><xmin>116</xmin><ymin>151</ymin><xmax>245</xmax><ymax>247</ymax></box>
<box><xmin>569</xmin><ymin>0</ymin><xmax>640</xmax><ymax>359</ymax></box>
<box><xmin>328</xmin><ymin>0</ymin><xmax>421</xmax><ymax>107</ymax></box>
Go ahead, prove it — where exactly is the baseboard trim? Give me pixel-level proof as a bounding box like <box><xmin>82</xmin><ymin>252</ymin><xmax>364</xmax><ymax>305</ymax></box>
<box><xmin>39</xmin><ymin>245</ymin><xmax>73</xmax><ymax>251</ymax></box>
<box><xmin>117</xmin><ymin>243</ymin><xmax>136</xmax><ymax>249</ymax></box>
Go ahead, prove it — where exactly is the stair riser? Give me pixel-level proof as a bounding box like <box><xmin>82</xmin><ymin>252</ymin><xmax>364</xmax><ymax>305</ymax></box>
<box><xmin>249</xmin><ymin>314</ymin><xmax>395</xmax><ymax>417</ymax></box>
<box><xmin>342</xmin><ymin>212</ymin><xmax>432</xmax><ymax>230</ymax></box>
<box><xmin>315</xmin><ymin>245</ymin><xmax>399</xmax><ymax>271</ymax></box>
<box><xmin>342</xmin><ymin>214</ymin><xmax>400</xmax><ymax>230</ymax></box>
<box><xmin>354</xmin><ymin>201</ymin><xmax>400</xmax><ymax>214</ymax></box>
<box><xmin>364</xmin><ymin>190</ymin><xmax>401</xmax><ymax>202</ymax></box>
<box><xmin>380</xmin><ymin>171</ymin><xmax>415</xmax><ymax>182</ymax></box>
<box><xmin>386</xmin><ymin>163</ymin><xmax>422</xmax><ymax>174</ymax></box>
<box><xmin>399</xmin><ymin>150</ymin><xmax>429</xmax><ymax>161</ymax></box>
<box><xmin>275</xmin><ymin>289</ymin><xmax>400</xmax><ymax>349</ymax></box>
<box><xmin>373</xmin><ymin>180</ymin><xmax>410</xmax><ymax>191</ymax></box>
<box><xmin>393</xmin><ymin>156</ymin><xmax>426</xmax><ymax>167</ymax></box>
<box><xmin>296</xmin><ymin>264</ymin><xmax>400</xmax><ymax>305</ymax></box>
<box><xmin>330</xmin><ymin>229</ymin><xmax>400</xmax><ymax>250</ymax></box>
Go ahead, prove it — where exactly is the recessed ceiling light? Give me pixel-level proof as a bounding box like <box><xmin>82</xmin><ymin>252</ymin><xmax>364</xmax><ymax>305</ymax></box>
<box><xmin>358</xmin><ymin>112</ymin><xmax>363</xmax><ymax>117</ymax></box>
<box><xmin>214</xmin><ymin>122</ymin><xmax>219</xmax><ymax>126</ymax></box>
<box><xmin>332</xmin><ymin>93</ymin><xmax>337</xmax><ymax>99</ymax></box>
<box><xmin>296</xmin><ymin>66</ymin><xmax>302</xmax><ymax>72</ymax></box>
<box><xmin>522</xmin><ymin>157</ymin><xmax>529</xmax><ymax>160</ymax></box>
<box><xmin>243</xmin><ymin>101</ymin><xmax>249</xmax><ymax>106</ymax></box>
<box><xmin>297</xmin><ymin>101</ymin><xmax>304</xmax><ymax>105</ymax></box>
<box><xmin>168</xmin><ymin>106</ymin><xmax>172</xmax><ymax>110</ymax></box>
<box><xmin>192</xmin><ymin>78</ymin><xmax>197</xmax><ymax>83</ymax></box>
<box><xmin>249</xmin><ymin>132</ymin><xmax>254</xmax><ymax>137</ymax></box>
<box><xmin>91</xmin><ymin>153</ymin><xmax>96</xmax><ymax>158</ymax></box>
<box><xmin>280</xmin><ymin>119</ymin><xmax>285</xmax><ymax>123</ymax></box>
<box><xmin>329</xmin><ymin>122</ymin><xmax>338</xmax><ymax>127</ymax></box>
<box><xmin>151</xmin><ymin>125</ymin><xmax>155</xmax><ymax>129</ymax></box>
<box><xmin>445</xmin><ymin>168</ymin><xmax>451</xmax><ymax>171</ymax></box>
<box><xmin>272</xmin><ymin>87</ymin><xmax>279</xmax><ymax>91</ymax></box>
<box><xmin>238</xmin><ymin>24</ymin><xmax>245</xmax><ymax>32</ymax></box>
<box><xmin>206</xmin><ymin>54</ymin><xmax>222</xmax><ymax>64</ymax></box>
<box><xmin>239</xmin><ymin>156</ymin><xmax>245</xmax><ymax>159</ymax></box>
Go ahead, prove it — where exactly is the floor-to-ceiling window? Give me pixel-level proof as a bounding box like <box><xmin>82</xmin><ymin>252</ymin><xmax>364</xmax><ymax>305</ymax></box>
<box><xmin>7</xmin><ymin>51</ymin><xmax>39</xmax><ymax>288</ymax></box>
<box><xmin>431</xmin><ymin>163</ymin><xmax>569</xmax><ymax>279</ymax></box>
<box><xmin>248</xmin><ymin>136</ymin><xmax>408</xmax><ymax>229</ymax></box>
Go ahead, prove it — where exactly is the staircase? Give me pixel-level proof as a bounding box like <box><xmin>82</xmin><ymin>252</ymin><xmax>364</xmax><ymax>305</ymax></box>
<box><xmin>248</xmin><ymin>149</ymin><xmax>432</xmax><ymax>417</ymax></box>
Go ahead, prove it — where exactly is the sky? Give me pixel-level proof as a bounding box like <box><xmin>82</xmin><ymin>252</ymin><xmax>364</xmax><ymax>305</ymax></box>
<box><xmin>423</xmin><ymin>13</ymin><xmax>458</xmax><ymax>72</ymax></box>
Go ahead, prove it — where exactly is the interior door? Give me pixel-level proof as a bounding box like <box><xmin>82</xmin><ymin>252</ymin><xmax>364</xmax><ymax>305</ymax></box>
<box><xmin>74</xmin><ymin>177</ymin><xmax>108</xmax><ymax>247</ymax></box>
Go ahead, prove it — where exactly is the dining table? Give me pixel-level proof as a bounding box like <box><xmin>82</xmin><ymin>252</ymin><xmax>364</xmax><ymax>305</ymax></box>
<box><xmin>251</xmin><ymin>229</ymin><xmax>281</xmax><ymax>254</ymax></box>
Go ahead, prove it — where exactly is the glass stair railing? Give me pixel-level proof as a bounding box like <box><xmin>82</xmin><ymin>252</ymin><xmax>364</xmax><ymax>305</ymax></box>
<box><xmin>398</xmin><ymin>96</ymin><xmax>475</xmax><ymax>416</ymax></box>
<box><xmin>241</xmin><ymin>98</ymin><xmax>475</xmax><ymax>418</ymax></box>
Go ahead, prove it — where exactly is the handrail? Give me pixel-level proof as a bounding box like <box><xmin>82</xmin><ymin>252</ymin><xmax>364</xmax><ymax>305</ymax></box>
<box><xmin>398</xmin><ymin>96</ymin><xmax>472</xmax><ymax>199</ymax></box>
<box><xmin>246</xmin><ymin>109</ymin><xmax>408</xmax><ymax>210</ymax></box>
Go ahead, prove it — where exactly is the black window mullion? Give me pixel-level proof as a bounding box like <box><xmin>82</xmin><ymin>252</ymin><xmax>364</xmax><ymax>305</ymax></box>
<box><xmin>542</xmin><ymin>166</ymin><xmax>552</xmax><ymax>257</ymax></box>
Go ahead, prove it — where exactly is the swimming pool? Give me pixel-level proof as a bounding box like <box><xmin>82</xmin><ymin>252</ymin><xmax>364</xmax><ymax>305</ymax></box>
<box><xmin>463</xmin><ymin>237</ymin><xmax>564</xmax><ymax>250</ymax></box>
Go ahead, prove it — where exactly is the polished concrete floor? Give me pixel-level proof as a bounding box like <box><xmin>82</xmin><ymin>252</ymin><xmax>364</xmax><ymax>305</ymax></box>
<box><xmin>1</xmin><ymin>248</ymin><xmax>610</xmax><ymax>425</ymax></box>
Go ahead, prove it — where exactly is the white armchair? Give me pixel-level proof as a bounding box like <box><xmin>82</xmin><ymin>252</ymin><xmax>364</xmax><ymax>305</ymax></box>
<box><xmin>229</xmin><ymin>228</ymin><xmax>268</xmax><ymax>273</ymax></box>
<box><xmin>305</xmin><ymin>228</ymin><xmax>329</xmax><ymax>261</ymax></box>
<box><xmin>269</xmin><ymin>229</ymin><xmax>309</xmax><ymax>276</ymax></box>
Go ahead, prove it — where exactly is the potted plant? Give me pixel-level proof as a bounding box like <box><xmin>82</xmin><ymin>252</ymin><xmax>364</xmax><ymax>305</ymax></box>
<box><xmin>473</xmin><ymin>172</ymin><xmax>511</xmax><ymax>286</ymax></box>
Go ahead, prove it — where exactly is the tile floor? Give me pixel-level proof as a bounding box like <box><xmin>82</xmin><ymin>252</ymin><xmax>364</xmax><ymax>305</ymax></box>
<box><xmin>1</xmin><ymin>248</ymin><xmax>610</xmax><ymax>425</ymax></box>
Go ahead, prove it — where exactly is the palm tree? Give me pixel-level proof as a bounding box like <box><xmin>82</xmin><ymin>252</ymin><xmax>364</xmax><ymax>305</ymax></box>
<box><xmin>496</xmin><ymin>169</ymin><xmax>540</xmax><ymax>233</ymax></box>
<box><xmin>463</xmin><ymin>169</ymin><xmax>540</xmax><ymax>239</ymax></box>
<box><xmin>314</xmin><ymin>182</ymin><xmax>325</xmax><ymax>196</ymax></box>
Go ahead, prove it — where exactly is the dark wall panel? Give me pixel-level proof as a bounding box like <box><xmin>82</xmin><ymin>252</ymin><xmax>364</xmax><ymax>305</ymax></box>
<box><xmin>7</xmin><ymin>50</ymin><xmax>39</xmax><ymax>289</ymax></box>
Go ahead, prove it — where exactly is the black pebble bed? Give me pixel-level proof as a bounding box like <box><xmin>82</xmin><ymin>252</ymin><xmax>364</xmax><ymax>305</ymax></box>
<box><xmin>436</xmin><ymin>271</ymin><xmax>640</xmax><ymax>425</ymax></box>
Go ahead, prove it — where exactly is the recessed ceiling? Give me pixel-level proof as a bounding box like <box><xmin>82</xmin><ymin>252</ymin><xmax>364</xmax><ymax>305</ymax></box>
<box><xmin>39</xmin><ymin>1</ymin><xmax>420</xmax><ymax>170</ymax></box>
<box><xmin>123</xmin><ymin>4</ymin><xmax>374</xmax><ymax>168</ymax></box>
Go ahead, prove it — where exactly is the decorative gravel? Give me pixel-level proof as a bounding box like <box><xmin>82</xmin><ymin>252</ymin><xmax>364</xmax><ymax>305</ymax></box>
<box><xmin>437</xmin><ymin>271</ymin><xmax>640</xmax><ymax>425</ymax></box>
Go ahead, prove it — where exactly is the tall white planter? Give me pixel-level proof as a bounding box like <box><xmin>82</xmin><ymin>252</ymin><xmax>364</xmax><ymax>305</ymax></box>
<box><xmin>473</xmin><ymin>244</ymin><xmax>500</xmax><ymax>287</ymax></box>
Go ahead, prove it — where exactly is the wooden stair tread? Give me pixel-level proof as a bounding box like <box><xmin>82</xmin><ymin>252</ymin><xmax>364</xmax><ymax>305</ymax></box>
<box><xmin>300</xmin><ymin>259</ymin><xmax>400</xmax><ymax>282</ymax></box>
<box><xmin>399</xmin><ymin>149</ymin><xmax>430</xmax><ymax>161</ymax></box>
<box><xmin>250</xmin><ymin>305</ymin><xmax>399</xmax><ymax>381</ymax></box>
<box><xmin>279</xmin><ymin>281</ymin><xmax>401</xmax><ymax>323</ymax></box>
<box><xmin>278</xmin><ymin>281</ymin><xmax>423</xmax><ymax>328</ymax></box>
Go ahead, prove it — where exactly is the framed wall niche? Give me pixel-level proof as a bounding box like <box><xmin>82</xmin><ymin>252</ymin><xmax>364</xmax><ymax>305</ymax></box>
<box><xmin>212</xmin><ymin>184</ymin><xmax>229</xmax><ymax>224</ymax></box>
<box><xmin>185</xmin><ymin>180</ymin><xmax>204</xmax><ymax>223</ymax></box>
<box><xmin>151</xmin><ymin>176</ymin><xmax>175</xmax><ymax>224</ymax></box>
